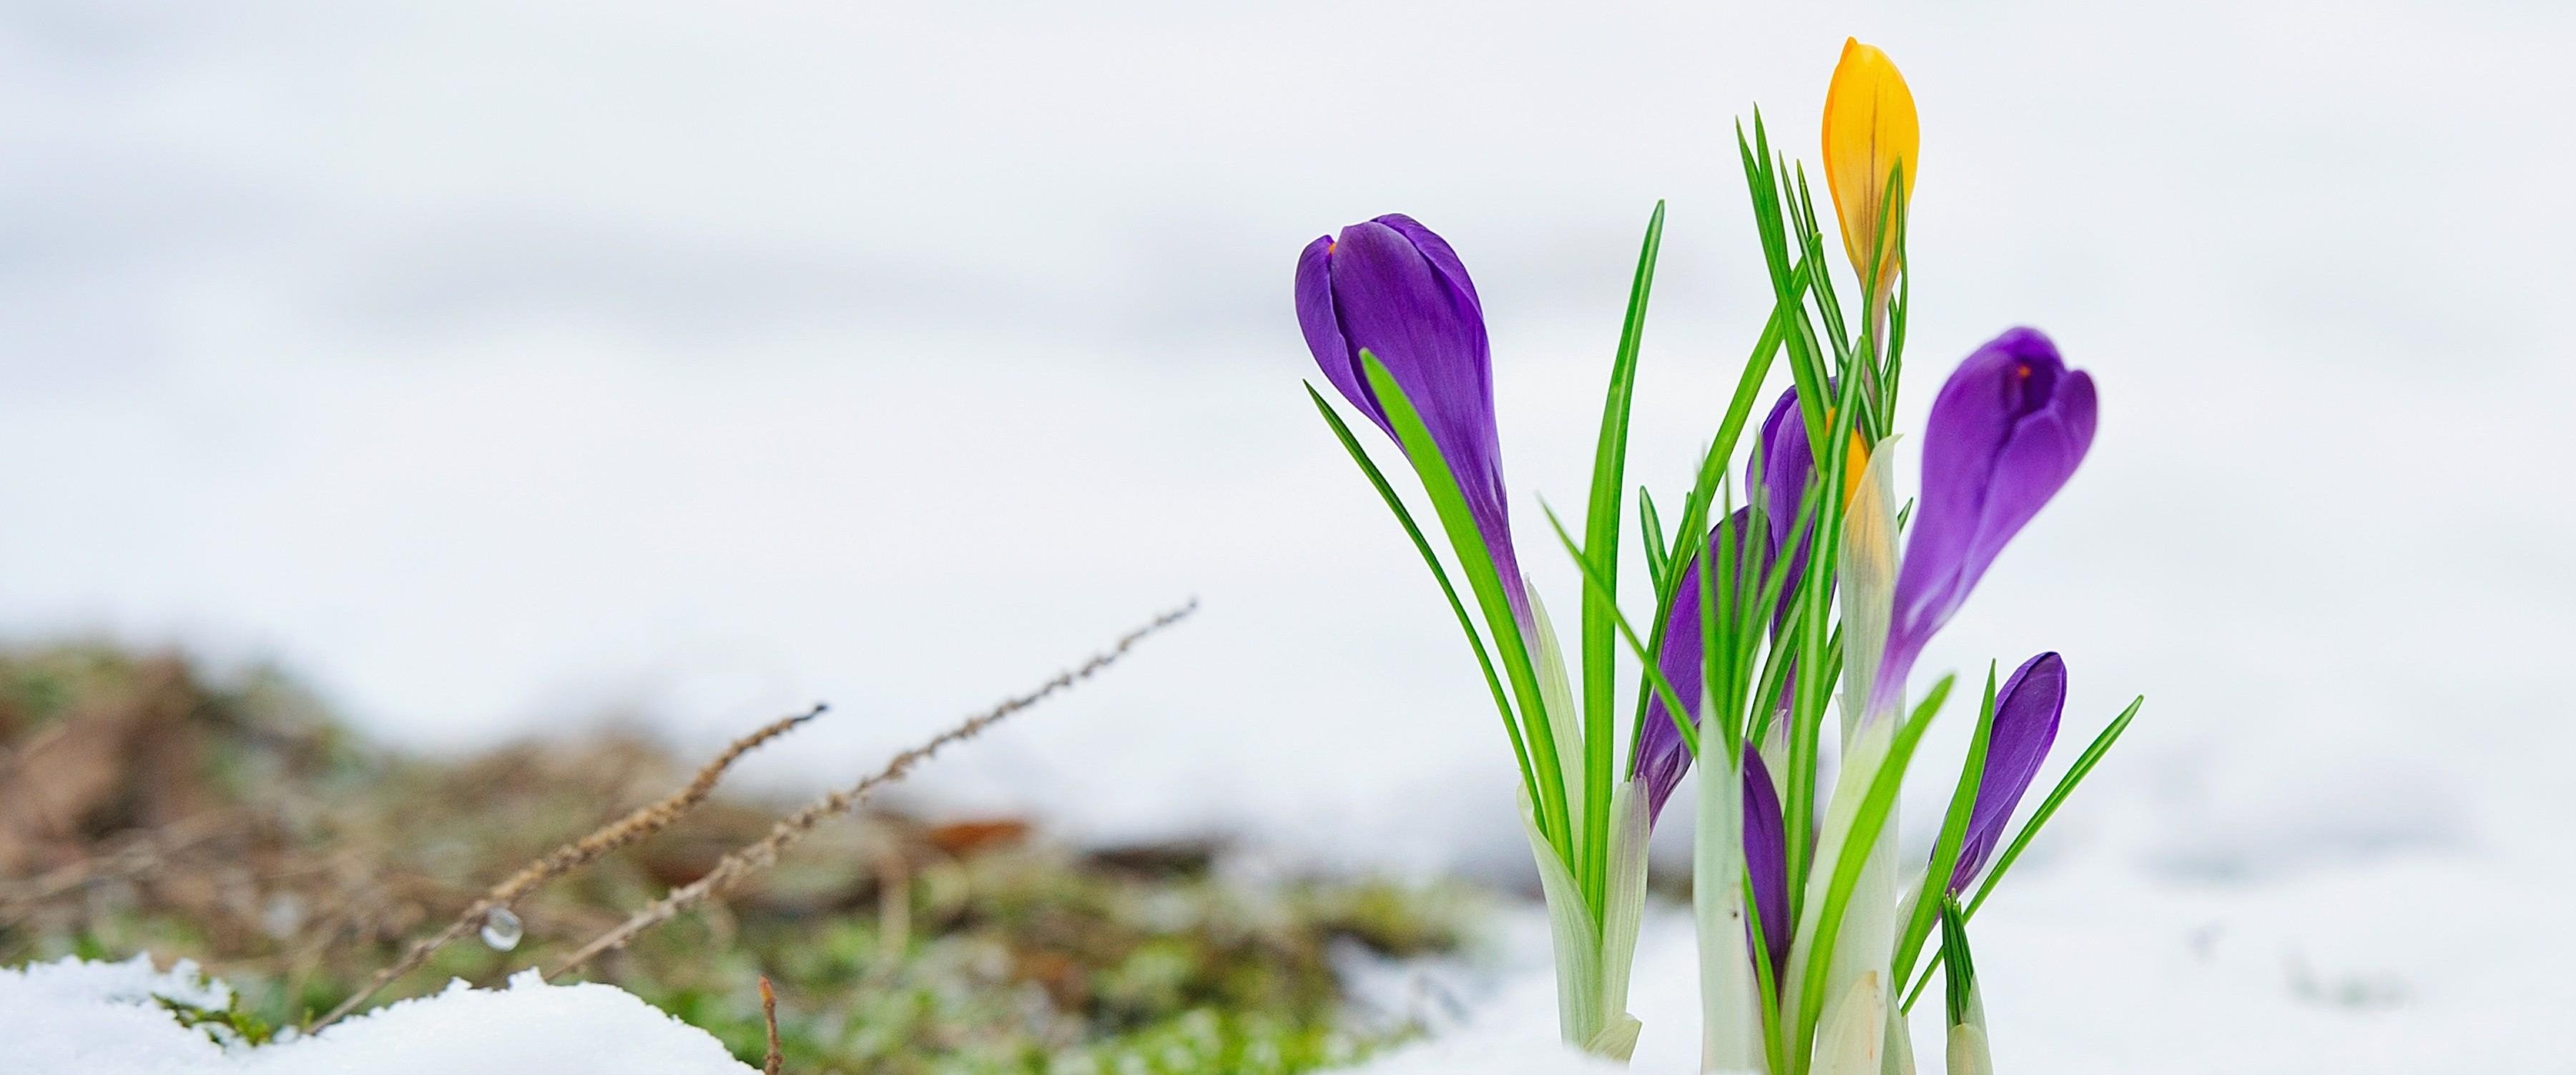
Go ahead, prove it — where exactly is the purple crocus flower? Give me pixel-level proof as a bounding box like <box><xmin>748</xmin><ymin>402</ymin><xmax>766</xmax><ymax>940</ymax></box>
<box><xmin>1742</xmin><ymin>747</ymin><xmax>1790</xmax><ymax>981</ymax></box>
<box><xmin>1871</xmin><ymin>328</ymin><xmax>2096</xmax><ymax>716</ymax></box>
<box><xmin>1947</xmin><ymin>652</ymin><xmax>2067</xmax><ymax>893</ymax></box>
<box><xmin>1754</xmin><ymin>386</ymin><xmax>1814</xmax><ymax>555</ymax></box>
<box><xmin>1633</xmin><ymin>396</ymin><xmax>1820</xmax><ymax>823</ymax></box>
<box><xmin>1635</xmin><ymin>584</ymin><xmax>1789</xmax><ymax>980</ymax></box>
<box><xmin>1297</xmin><ymin>215</ymin><xmax>1525</xmax><ymax>607</ymax></box>
<box><xmin>1751</xmin><ymin>387</ymin><xmax>1819</xmax><ymax>635</ymax></box>
<box><xmin>1634</xmin><ymin>508</ymin><xmax>1760</xmax><ymax>822</ymax></box>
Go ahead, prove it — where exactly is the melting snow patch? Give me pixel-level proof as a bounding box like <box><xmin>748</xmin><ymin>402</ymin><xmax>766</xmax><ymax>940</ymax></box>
<box><xmin>1</xmin><ymin>956</ymin><xmax>755</xmax><ymax>1075</ymax></box>
<box><xmin>1335</xmin><ymin>1033</ymin><xmax>1625</xmax><ymax>1075</ymax></box>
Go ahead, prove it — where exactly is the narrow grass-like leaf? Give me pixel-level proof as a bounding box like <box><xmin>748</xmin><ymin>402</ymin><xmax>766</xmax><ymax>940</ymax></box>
<box><xmin>1781</xmin><ymin>353</ymin><xmax>1872</xmax><ymax>922</ymax></box>
<box><xmin>1787</xmin><ymin>165</ymin><xmax>1840</xmax><ymax>328</ymax></box>
<box><xmin>1741</xmin><ymin>487</ymin><xmax>1823</xmax><ymax>752</ymax></box>
<box><xmin>1849</xmin><ymin>162</ymin><xmax>1903</xmax><ymax>418</ymax></box>
<box><xmin>1940</xmin><ymin>895</ymin><xmax>1977</xmax><ymax>1029</ymax></box>
<box><xmin>1880</xmin><ymin>185</ymin><xmax>1912</xmax><ymax>422</ymax></box>
<box><xmin>1543</xmin><ymin>502</ymin><xmax>1699</xmax><ymax>761</ymax></box>
<box><xmin>1795</xmin><ymin>674</ymin><xmax>1952</xmax><ymax>1059</ymax></box>
<box><xmin>1306</xmin><ymin>383</ymin><xmax>1539</xmax><ymax>810</ymax></box>
<box><xmin>1578</xmin><ymin>200</ymin><xmax>1666</xmax><ymax>911</ymax></box>
<box><xmin>1738</xmin><ymin>114</ymin><xmax>1791</xmax><ymax>291</ymax></box>
<box><xmin>1360</xmin><ymin>353</ymin><xmax>1573</xmax><ymax>856</ymax></box>
<box><xmin>1789</xmin><ymin>163</ymin><xmax>1854</xmax><ymax>376</ymax></box>
<box><xmin>1966</xmin><ymin>696</ymin><xmax>2145</xmax><ymax>918</ymax></box>
<box><xmin>1704</xmin><ymin>485</ymin><xmax>1733</xmax><ymax>756</ymax></box>
<box><xmin>1638</xmin><ymin>487</ymin><xmax>1670</xmax><ymax>594</ymax></box>
<box><xmin>1902</xmin><ymin>694</ymin><xmax>2146</xmax><ymax>1013</ymax></box>
<box><xmin>1893</xmin><ymin>661</ymin><xmax>1997</xmax><ymax>986</ymax></box>
<box><xmin>1740</xmin><ymin>114</ymin><xmax>1832</xmax><ymax>426</ymax></box>
<box><xmin>1621</xmin><ymin>277</ymin><xmax>1803</xmax><ymax>769</ymax></box>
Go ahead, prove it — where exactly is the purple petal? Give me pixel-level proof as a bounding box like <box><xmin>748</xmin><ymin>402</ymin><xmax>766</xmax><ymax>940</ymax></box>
<box><xmin>1297</xmin><ymin>217</ymin><xmax>1523</xmax><ymax>606</ymax></box>
<box><xmin>1754</xmin><ymin>386</ymin><xmax>1813</xmax><ymax>554</ymax></box>
<box><xmin>1634</xmin><ymin>507</ymin><xmax>1776</xmax><ymax>822</ymax></box>
<box><xmin>1879</xmin><ymin>328</ymin><xmax>2096</xmax><ymax>698</ymax></box>
<box><xmin>1743</xmin><ymin>747</ymin><xmax>1790</xmax><ymax>982</ymax></box>
<box><xmin>1294</xmin><ymin>234</ymin><xmax>1372</xmax><ymax>426</ymax></box>
<box><xmin>1370</xmin><ymin>212</ymin><xmax>1484</xmax><ymax>318</ymax></box>
<box><xmin>1946</xmin><ymin>652</ymin><xmax>2067</xmax><ymax>893</ymax></box>
<box><xmin>1634</xmin><ymin>508</ymin><xmax>1735</xmax><ymax>820</ymax></box>
<box><xmin>1748</xmin><ymin>386</ymin><xmax>1819</xmax><ymax>637</ymax></box>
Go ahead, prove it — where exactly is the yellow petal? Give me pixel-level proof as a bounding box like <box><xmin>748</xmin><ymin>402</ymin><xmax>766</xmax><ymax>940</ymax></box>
<box><xmin>1842</xmin><ymin>428</ymin><xmax>1871</xmax><ymax>510</ymax></box>
<box><xmin>1822</xmin><ymin>37</ymin><xmax>1918</xmax><ymax>299</ymax></box>
<box><xmin>1817</xmin><ymin>406</ymin><xmax>1874</xmax><ymax>510</ymax></box>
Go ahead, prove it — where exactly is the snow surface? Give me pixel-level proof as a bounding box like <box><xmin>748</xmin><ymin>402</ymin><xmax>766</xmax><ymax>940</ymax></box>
<box><xmin>1354</xmin><ymin>839</ymin><xmax>2575</xmax><ymax>1075</ymax></box>
<box><xmin>0</xmin><ymin>956</ymin><xmax>754</xmax><ymax>1075</ymax></box>
<box><xmin>3</xmin><ymin>1</ymin><xmax>2574</xmax><ymax>1070</ymax></box>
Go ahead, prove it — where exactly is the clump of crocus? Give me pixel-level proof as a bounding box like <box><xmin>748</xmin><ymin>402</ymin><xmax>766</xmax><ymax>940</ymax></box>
<box><xmin>1299</xmin><ymin>208</ymin><xmax>1664</xmax><ymax>1058</ymax></box>
<box><xmin>1292</xmin><ymin>36</ymin><xmax>2141</xmax><ymax>1075</ymax></box>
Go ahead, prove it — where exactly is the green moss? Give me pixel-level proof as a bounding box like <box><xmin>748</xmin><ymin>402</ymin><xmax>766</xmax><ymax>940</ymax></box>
<box><xmin>155</xmin><ymin>993</ymin><xmax>279</xmax><ymax>1047</ymax></box>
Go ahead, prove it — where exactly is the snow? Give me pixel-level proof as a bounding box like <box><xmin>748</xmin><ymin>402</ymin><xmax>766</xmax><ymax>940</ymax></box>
<box><xmin>1350</xmin><ymin>833</ymin><xmax>2576</xmax><ymax>1074</ymax></box>
<box><xmin>2</xmin><ymin>1</ymin><xmax>2574</xmax><ymax>1070</ymax></box>
<box><xmin>1</xmin><ymin>0</ymin><xmax>2567</xmax><ymax>877</ymax></box>
<box><xmin>0</xmin><ymin>956</ymin><xmax>754</xmax><ymax>1075</ymax></box>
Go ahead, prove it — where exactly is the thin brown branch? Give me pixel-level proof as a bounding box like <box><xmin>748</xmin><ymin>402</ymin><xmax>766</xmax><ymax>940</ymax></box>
<box><xmin>759</xmin><ymin>976</ymin><xmax>784</xmax><ymax>1075</ymax></box>
<box><xmin>310</xmin><ymin>703</ymin><xmax>825</xmax><ymax>1031</ymax></box>
<box><xmin>548</xmin><ymin>599</ymin><xmax>1197</xmax><ymax>979</ymax></box>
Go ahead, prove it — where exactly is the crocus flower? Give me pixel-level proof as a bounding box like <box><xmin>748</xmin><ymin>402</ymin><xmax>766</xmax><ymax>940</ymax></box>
<box><xmin>1754</xmin><ymin>386</ymin><xmax>1876</xmax><ymax>538</ymax></box>
<box><xmin>1821</xmin><ymin>37</ymin><xmax>1918</xmax><ymax>299</ymax></box>
<box><xmin>1755</xmin><ymin>387</ymin><xmax>1813</xmax><ymax>559</ymax></box>
<box><xmin>1947</xmin><ymin>652</ymin><xmax>2066</xmax><ymax>893</ymax></box>
<box><xmin>1870</xmin><ymin>328</ymin><xmax>2095</xmax><ymax>716</ymax></box>
<box><xmin>1634</xmin><ymin>508</ymin><xmax>1761</xmax><ymax>822</ymax></box>
<box><xmin>1742</xmin><ymin>747</ymin><xmax>1790</xmax><ymax>981</ymax></box>
<box><xmin>1297</xmin><ymin>215</ymin><xmax>1525</xmax><ymax>607</ymax></box>
<box><xmin>1750</xmin><ymin>385</ymin><xmax>1869</xmax><ymax>622</ymax></box>
<box><xmin>1635</xmin><ymin>388</ymin><xmax>1868</xmax><ymax>820</ymax></box>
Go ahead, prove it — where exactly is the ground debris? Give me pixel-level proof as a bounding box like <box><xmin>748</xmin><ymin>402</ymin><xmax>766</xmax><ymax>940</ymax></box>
<box><xmin>0</xmin><ymin>645</ymin><xmax>1473</xmax><ymax>1074</ymax></box>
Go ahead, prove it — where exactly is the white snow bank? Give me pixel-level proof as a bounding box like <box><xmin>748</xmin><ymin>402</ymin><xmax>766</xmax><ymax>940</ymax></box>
<box><xmin>1352</xmin><ymin>834</ymin><xmax>2576</xmax><ymax>1075</ymax></box>
<box><xmin>1338</xmin><ymin>1035</ymin><xmax>1624</xmax><ymax>1075</ymax></box>
<box><xmin>0</xmin><ymin>956</ymin><xmax>754</xmax><ymax>1075</ymax></box>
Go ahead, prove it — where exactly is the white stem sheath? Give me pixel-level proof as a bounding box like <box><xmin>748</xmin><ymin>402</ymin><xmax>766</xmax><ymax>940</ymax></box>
<box><xmin>1782</xmin><ymin>717</ymin><xmax>1894</xmax><ymax>1051</ymax></box>
<box><xmin>1595</xmin><ymin>780</ymin><xmax>1650</xmax><ymax>1061</ymax></box>
<box><xmin>1812</xmin><ymin>972</ymin><xmax>1888</xmax><ymax>1075</ymax></box>
<box><xmin>1945</xmin><ymin>1024</ymin><xmax>1991</xmax><ymax>1075</ymax></box>
<box><xmin>1526</xmin><ymin>592</ymin><xmax>1586</xmax><ymax>844</ymax></box>
<box><xmin>1520</xmin><ymin>790</ymin><xmax>1602</xmax><ymax>1050</ymax></box>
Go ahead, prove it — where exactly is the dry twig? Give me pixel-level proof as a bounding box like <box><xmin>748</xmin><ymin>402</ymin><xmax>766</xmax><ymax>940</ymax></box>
<box><xmin>549</xmin><ymin>599</ymin><xmax>1196</xmax><ymax>978</ymax></box>
<box><xmin>759</xmin><ymin>976</ymin><xmax>785</xmax><ymax>1075</ymax></box>
<box><xmin>310</xmin><ymin>704</ymin><xmax>825</xmax><ymax>1031</ymax></box>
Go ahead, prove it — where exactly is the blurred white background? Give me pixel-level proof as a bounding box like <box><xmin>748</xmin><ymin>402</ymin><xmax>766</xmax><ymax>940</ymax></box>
<box><xmin>4</xmin><ymin>2</ymin><xmax>2573</xmax><ymax>1063</ymax></box>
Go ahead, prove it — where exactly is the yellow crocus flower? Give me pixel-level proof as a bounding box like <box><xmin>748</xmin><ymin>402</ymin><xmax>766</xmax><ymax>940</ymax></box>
<box><xmin>1822</xmin><ymin>37</ymin><xmax>1918</xmax><ymax>300</ymax></box>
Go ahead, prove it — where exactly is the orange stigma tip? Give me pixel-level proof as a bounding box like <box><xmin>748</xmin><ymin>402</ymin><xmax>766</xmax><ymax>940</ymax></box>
<box><xmin>1326</xmin><ymin>240</ymin><xmax>1336</xmax><ymax>255</ymax></box>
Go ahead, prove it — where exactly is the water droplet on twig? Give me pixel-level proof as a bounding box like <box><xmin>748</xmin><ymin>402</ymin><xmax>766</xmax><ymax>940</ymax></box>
<box><xmin>481</xmin><ymin>906</ymin><xmax>523</xmax><ymax>951</ymax></box>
